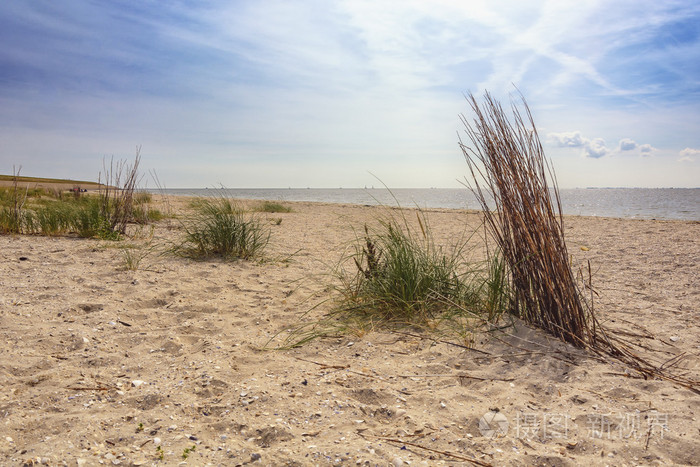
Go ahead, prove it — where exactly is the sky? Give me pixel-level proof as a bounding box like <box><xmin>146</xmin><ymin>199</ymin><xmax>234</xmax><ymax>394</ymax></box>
<box><xmin>1</xmin><ymin>1</ymin><xmax>699</xmax><ymax>188</ymax></box>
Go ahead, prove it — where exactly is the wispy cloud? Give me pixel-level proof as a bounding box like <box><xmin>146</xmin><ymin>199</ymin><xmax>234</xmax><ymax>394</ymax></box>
<box><xmin>678</xmin><ymin>148</ymin><xmax>700</xmax><ymax>162</ymax></box>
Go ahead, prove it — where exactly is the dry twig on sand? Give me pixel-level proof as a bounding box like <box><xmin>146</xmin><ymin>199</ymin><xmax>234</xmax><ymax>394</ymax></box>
<box><xmin>377</xmin><ymin>436</ymin><xmax>493</xmax><ymax>466</ymax></box>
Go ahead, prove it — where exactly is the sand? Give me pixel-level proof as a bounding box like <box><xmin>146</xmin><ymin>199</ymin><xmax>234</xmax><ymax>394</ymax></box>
<box><xmin>1</xmin><ymin>197</ymin><xmax>698</xmax><ymax>466</ymax></box>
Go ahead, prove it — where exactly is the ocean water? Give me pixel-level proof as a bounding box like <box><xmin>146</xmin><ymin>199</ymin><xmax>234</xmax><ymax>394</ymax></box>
<box><xmin>157</xmin><ymin>187</ymin><xmax>699</xmax><ymax>221</ymax></box>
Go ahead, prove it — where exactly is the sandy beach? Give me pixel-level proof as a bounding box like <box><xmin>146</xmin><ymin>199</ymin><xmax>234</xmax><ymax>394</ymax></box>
<box><xmin>1</xmin><ymin>196</ymin><xmax>698</xmax><ymax>466</ymax></box>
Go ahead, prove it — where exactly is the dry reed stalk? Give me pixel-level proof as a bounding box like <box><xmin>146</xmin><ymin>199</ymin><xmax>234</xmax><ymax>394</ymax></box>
<box><xmin>99</xmin><ymin>147</ymin><xmax>142</xmax><ymax>234</ymax></box>
<box><xmin>11</xmin><ymin>166</ymin><xmax>29</xmax><ymax>233</ymax></box>
<box><xmin>459</xmin><ymin>91</ymin><xmax>591</xmax><ymax>347</ymax></box>
<box><xmin>459</xmin><ymin>91</ymin><xmax>699</xmax><ymax>392</ymax></box>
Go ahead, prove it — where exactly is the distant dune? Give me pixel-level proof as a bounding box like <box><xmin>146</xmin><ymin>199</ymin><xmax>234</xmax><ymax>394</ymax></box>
<box><xmin>0</xmin><ymin>174</ymin><xmax>101</xmax><ymax>190</ymax></box>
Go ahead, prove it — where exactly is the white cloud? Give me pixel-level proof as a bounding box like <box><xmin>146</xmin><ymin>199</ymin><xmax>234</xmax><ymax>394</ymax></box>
<box><xmin>618</xmin><ymin>138</ymin><xmax>637</xmax><ymax>151</ymax></box>
<box><xmin>639</xmin><ymin>143</ymin><xmax>654</xmax><ymax>156</ymax></box>
<box><xmin>584</xmin><ymin>138</ymin><xmax>610</xmax><ymax>159</ymax></box>
<box><xmin>678</xmin><ymin>147</ymin><xmax>700</xmax><ymax>162</ymax></box>
<box><xmin>547</xmin><ymin>131</ymin><xmax>610</xmax><ymax>158</ymax></box>
<box><xmin>548</xmin><ymin>132</ymin><xmax>662</xmax><ymax>159</ymax></box>
<box><xmin>619</xmin><ymin>139</ymin><xmax>655</xmax><ymax>156</ymax></box>
<box><xmin>547</xmin><ymin>131</ymin><xmax>586</xmax><ymax>147</ymax></box>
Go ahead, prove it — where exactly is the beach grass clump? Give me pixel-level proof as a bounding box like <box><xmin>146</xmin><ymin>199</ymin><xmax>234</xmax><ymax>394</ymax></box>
<box><xmin>341</xmin><ymin>214</ymin><xmax>511</xmax><ymax>325</ymax></box>
<box><xmin>0</xmin><ymin>187</ymin><xmax>17</xmax><ymax>204</ymax></box>
<box><xmin>276</xmin><ymin>209</ymin><xmax>512</xmax><ymax>348</ymax></box>
<box><xmin>33</xmin><ymin>203</ymin><xmax>74</xmax><ymax>236</ymax></box>
<box><xmin>70</xmin><ymin>199</ymin><xmax>104</xmax><ymax>238</ymax></box>
<box><xmin>345</xmin><ymin>219</ymin><xmax>470</xmax><ymax>323</ymax></box>
<box><xmin>255</xmin><ymin>201</ymin><xmax>293</xmax><ymax>213</ymax></box>
<box><xmin>0</xmin><ymin>186</ymin><xmax>51</xmax><ymax>201</ymax></box>
<box><xmin>70</xmin><ymin>197</ymin><xmax>121</xmax><ymax>239</ymax></box>
<box><xmin>0</xmin><ymin>190</ymin><xmax>123</xmax><ymax>239</ymax></box>
<box><xmin>134</xmin><ymin>191</ymin><xmax>152</xmax><ymax>204</ymax></box>
<box><xmin>0</xmin><ymin>205</ymin><xmax>25</xmax><ymax>234</ymax></box>
<box><xmin>176</xmin><ymin>197</ymin><xmax>270</xmax><ymax>260</ymax></box>
<box><xmin>482</xmin><ymin>251</ymin><xmax>510</xmax><ymax>322</ymax></box>
<box><xmin>139</xmin><ymin>207</ymin><xmax>165</xmax><ymax>223</ymax></box>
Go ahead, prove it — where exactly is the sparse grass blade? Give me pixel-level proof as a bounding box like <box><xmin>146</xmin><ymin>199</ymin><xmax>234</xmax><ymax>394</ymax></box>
<box><xmin>120</xmin><ymin>246</ymin><xmax>144</xmax><ymax>271</ymax></box>
<box><xmin>119</xmin><ymin>241</ymin><xmax>162</xmax><ymax>271</ymax></box>
<box><xmin>255</xmin><ymin>201</ymin><xmax>293</xmax><ymax>213</ymax></box>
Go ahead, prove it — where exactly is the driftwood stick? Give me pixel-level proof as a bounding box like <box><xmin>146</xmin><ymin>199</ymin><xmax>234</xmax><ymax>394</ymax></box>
<box><xmin>377</xmin><ymin>436</ymin><xmax>492</xmax><ymax>466</ymax></box>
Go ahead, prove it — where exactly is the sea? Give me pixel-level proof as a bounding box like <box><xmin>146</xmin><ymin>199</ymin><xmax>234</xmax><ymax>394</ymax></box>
<box><xmin>156</xmin><ymin>187</ymin><xmax>699</xmax><ymax>221</ymax></box>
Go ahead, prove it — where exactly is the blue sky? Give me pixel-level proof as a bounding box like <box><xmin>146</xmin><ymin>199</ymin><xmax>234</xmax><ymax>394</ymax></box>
<box><xmin>1</xmin><ymin>1</ymin><xmax>699</xmax><ymax>188</ymax></box>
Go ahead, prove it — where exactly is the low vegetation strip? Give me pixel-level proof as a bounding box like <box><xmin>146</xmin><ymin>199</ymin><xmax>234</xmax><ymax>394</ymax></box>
<box><xmin>0</xmin><ymin>174</ymin><xmax>100</xmax><ymax>189</ymax></box>
<box><xmin>0</xmin><ymin>152</ymin><xmax>159</xmax><ymax>239</ymax></box>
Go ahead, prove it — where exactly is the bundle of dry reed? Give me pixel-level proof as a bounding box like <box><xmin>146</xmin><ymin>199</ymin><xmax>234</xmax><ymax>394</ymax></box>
<box><xmin>459</xmin><ymin>91</ymin><xmax>699</xmax><ymax>393</ymax></box>
<box><xmin>459</xmin><ymin>91</ymin><xmax>592</xmax><ymax>347</ymax></box>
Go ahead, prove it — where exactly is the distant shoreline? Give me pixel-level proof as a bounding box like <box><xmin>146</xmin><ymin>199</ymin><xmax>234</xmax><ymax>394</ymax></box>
<box><xmin>154</xmin><ymin>187</ymin><xmax>700</xmax><ymax>221</ymax></box>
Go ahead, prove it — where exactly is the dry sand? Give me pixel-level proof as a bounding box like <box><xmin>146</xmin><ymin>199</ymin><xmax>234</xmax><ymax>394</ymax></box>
<box><xmin>1</xmin><ymin>197</ymin><xmax>698</xmax><ymax>466</ymax></box>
